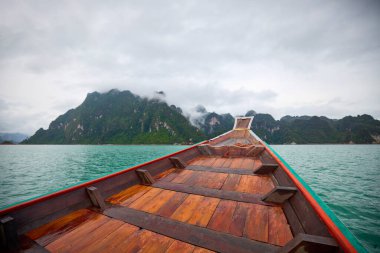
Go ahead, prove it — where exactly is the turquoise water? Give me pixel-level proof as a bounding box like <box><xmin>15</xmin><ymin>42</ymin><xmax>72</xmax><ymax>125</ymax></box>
<box><xmin>0</xmin><ymin>145</ymin><xmax>188</xmax><ymax>208</ymax></box>
<box><xmin>0</xmin><ymin>145</ymin><xmax>379</xmax><ymax>252</ymax></box>
<box><xmin>272</xmin><ymin>145</ymin><xmax>380</xmax><ymax>253</ymax></box>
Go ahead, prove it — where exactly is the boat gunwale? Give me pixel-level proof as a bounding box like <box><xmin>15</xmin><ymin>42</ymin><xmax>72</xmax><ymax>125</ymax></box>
<box><xmin>0</xmin><ymin>141</ymin><xmax>208</xmax><ymax>216</ymax></box>
<box><xmin>249</xmin><ymin>130</ymin><xmax>365</xmax><ymax>253</ymax></box>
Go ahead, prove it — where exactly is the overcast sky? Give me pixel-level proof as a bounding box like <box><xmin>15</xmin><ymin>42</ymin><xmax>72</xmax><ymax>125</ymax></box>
<box><xmin>1</xmin><ymin>0</ymin><xmax>379</xmax><ymax>135</ymax></box>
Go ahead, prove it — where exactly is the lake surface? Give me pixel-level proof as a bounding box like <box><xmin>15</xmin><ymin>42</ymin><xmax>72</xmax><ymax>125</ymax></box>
<box><xmin>0</xmin><ymin>144</ymin><xmax>379</xmax><ymax>252</ymax></box>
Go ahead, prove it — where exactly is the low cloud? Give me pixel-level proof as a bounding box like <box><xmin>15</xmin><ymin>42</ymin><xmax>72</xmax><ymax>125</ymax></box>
<box><xmin>0</xmin><ymin>0</ymin><xmax>379</xmax><ymax>134</ymax></box>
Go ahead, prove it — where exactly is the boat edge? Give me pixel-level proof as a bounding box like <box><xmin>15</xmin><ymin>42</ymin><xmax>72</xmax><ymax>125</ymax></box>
<box><xmin>249</xmin><ymin>130</ymin><xmax>367</xmax><ymax>253</ymax></box>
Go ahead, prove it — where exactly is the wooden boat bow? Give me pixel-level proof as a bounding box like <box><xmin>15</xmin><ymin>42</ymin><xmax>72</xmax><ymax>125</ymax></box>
<box><xmin>0</xmin><ymin>117</ymin><xmax>366</xmax><ymax>252</ymax></box>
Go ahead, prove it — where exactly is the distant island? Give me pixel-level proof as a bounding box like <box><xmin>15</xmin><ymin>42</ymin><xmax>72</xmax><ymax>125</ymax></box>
<box><xmin>0</xmin><ymin>133</ymin><xmax>29</xmax><ymax>144</ymax></box>
<box><xmin>22</xmin><ymin>89</ymin><xmax>380</xmax><ymax>145</ymax></box>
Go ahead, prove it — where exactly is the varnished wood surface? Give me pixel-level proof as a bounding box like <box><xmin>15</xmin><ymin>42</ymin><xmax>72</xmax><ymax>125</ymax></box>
<box><xmin>24</xmin><ymin>141</ymin><xmax>295</xmax><ymax>252</ymax></box>
<box><xmin>27</xmin><ymin>208</ymin><xmax>215</xmax><ymax>253</ymax></box>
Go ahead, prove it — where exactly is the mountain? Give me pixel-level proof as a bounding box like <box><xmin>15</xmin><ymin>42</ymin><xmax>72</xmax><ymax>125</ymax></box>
<box><xmin>196</xmin><ymin>110</ymin><xmax>380</xmax><ymax>144</ymax></box>
<box><xmin>23</xmin><ymin>89</ymin><xmax>380</xmax><ymax>144</ymax></box>
<box><xmin>0</xmin><ymin>133</ymin><xmax>29</xmax><ymax>144</ymax></box>
<box><xmin>23</xmin><ymin>90</ymin><xmax>204</xmax><ymax>144</ymax></box>
<box><xmin>247</xmin><ymin>112</ymin><xmax>380</xmax><ymax>144</ymax></box>
<box><xmin>188</xmin><ymin>105</ymin><xmax>234</xmax><ymax>138</ymax></box>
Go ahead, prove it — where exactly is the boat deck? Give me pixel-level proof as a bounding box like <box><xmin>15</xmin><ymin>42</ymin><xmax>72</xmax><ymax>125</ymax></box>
<box><xmin>26</xmin><ymin>155</ymin><xmax>292</xmax><ymax>253</ymax></box>
<box><xmin>1</xmin><ymin>117</ymin><xmax>346</xmax><ymax>253</ymax></box>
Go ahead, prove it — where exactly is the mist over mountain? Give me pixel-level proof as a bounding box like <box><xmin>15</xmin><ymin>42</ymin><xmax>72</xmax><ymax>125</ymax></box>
<box><xmin>23</xmin><ymin>89</ymin><xmax>204</xmax><ymax>144</ymax></box>
<box><xmin>23</xmin><ymin>89</ymin><xmax>380</xmax><ymax>144</ymax></box>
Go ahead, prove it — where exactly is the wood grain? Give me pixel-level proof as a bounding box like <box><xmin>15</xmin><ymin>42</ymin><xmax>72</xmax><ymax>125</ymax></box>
<box><xmin>81</xmin><ymin>223</ymin><xmax>139</xmax><ymax>253</ymax></box>
<box><xmin>187</xmin><ymin>197</ymin><xmax>220</xmax><ymax>227</ymax></box>
<box><xmin>140</xmin><ymin>190</ymin><xmax>177</xmax><ymax>214</ymax></box>
<box><xmin>268</xmin><ymin>207</ymin><xmax>293</xmax><ymax>246</ymax></box>
<box><xmin>156</xmin><ymin>191</ymin><xmax>188</xmax><ymax>217</ymax></box>
<box><xmin>171</xmin><ymin>195</ymin><xmax>204</xmax><ymax>222</ymax></box>
<box><xmin>165</xmin><ymin>240</ymin><xmax>195</xmax><ymax>253</ymax></box>
<box><xmin>107</xmin><ymin>184</ymin><xmax>151</xmax><ymax>206</ymax></box>
<box><xmin>207</xmin><ymin>200</ymin><xmax>237</xmax><ymax>232</ymax></box>
<box><xmin>26</xmin><ymin>208</ymin><xmax>97</xmax><ymax>246</ymax></box>
<box><xmin>128</xmin><ymin>187</ymin><xmax>163</xmax><ymax>209</ymax></box>
<box><xmin>222</xmin><ymin>174</ymin><xmax>241</xmax><ymax>191</ymax></box>
<box><xmin>229</xmin><ymin>202</ymin><xmax>250</xmax><ymax>237</ymax></box>
<box><xmin>244</xmin><ymin>204</ymin><xmax>269</xmax><ymax>242</ymax></box>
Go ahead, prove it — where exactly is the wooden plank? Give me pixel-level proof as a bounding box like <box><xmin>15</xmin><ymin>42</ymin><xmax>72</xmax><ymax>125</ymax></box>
<box><xmin>112</xmin><ymin>229</ymin><xmax>152</xmax><ymax>252</ymax></box>
<box><xmin>153</xmin><ymin>181</ymin><xmax>276</xmax><ymax>206</ymax></box>
<box><xmin>273</xmin><ymin>165</ymin><xmax>295</xmax><ymax>186</ymax></box>
<box><xmin>9</xmin><ymin>188</ymin><xmax>93</xmax><ymax>235</ymax></box>
<box><xmin>104</xmin><ymin>206</ymin><xmax>279</xmax><ymax>253</ymax></box>
<box><xmin>273</xmin><ymin>165</ymin><xmax>330</xmax><ymax>236</ymax></box>
<box><xmin>140</xmin><ymin>190</ymin><xmax>177</xmax><ymax>214</ymax></box>
<box><xmin>191</xmin><ymin>172</ymin><xmax>228</xmax><ymax>189</ymax></box>
<box><xmin>244</xmin><ymin>204</ymin><xmax>269</xmax><ymax>242</ymax></box>
<box><xmin>212</xmin><ymin>158</ymin><xmax>227</xmax><ymax>167</ymax></box>
<box><xmin>159</xmin><ymin>169</ymin><xmax>182</xmax><ymax>182</ymax></box>
<box><xmin>154</xmin><ymin>168</ymin><xmax>176</xmax><ymax>181</ymax></box>
<box><xmin>229</xmin><ymin>202</ymin><xmax>250</xmax><ymax>237</ymax></box>
<box><xmin>207</xmin><ymin>200</ymin><xmax>237</xmax><ymax>233</ymax></box>
<box><xmin>156</xmin><ymin>192</ymin><xmax>188</xmax><ymax>218</ymax></box>
<box><xmin>236</xmin><ymin>175</ymin><xmax>261</xmax><ymax>194</ymax></box>
<box><xmin>138</xmin><ymin>231</ymin><xmax>174</xmax><ymax>253</ymax></box>
<box><xmin>221</xmin><ymin>174</ymin><xmax>241</xmax><ymax>191</ymax></box>
<box><xmin>221</xmin><ymin>158</ymin><xmax>233</xmax><ymax>168</ymax></box>
<box><xmin>268</xmin><ymin>207</ymin><xmax>293</xmax><ymax>246</ymax></box>
<box><xmin>230</xmin><ymin>158</ymin><xmax>244</xmax><ymax>169</ymax></box>
<box><xmin>252</xmin><ymin>159</ymin><xmax>262</xmax><ymax>171</ymax></box>
<box><xmin>240</xmin><ymin>158</ymin><xmax>254</xmax><ymax>169</ymax></box>
<box><xmin>190</xmin><ymin>157</ymin><xmax>207</xmax><ymax>166</ymax></box>
<box><xmin>117</xmin><ymin>187</ymin><xmax>152</xmax><ymax>207</ymax></box>
<box><xmin>128</xmin><ymin>187</ymin><xmax>163</xmax><ymax>210</ymax></box>
<box><xmin>171</xmin><ymin>170</ymin><xmax>194</xmax><ymax>183</ymax></box>
<box><xmin>81</xmin><ymin>223</ymin><xmax>139</xmax><ymax>253</ymax></box>
<box><xmin>202</xmin><ymin>157</ymin><xmax>217</xmax><ymax>167</ymax></box>
<box><xmin>187</xmin><ymin>197</ymin><xmax>220</xmax><ymax>227</ymax></box>
<box><xmin>106</xmin><ymin>184</ymin><xmax>150</xmax><ymax>205</ymax></box>
<box><xmin>62</xmin><ymin>219</ymin><xmax>125</xmax><ymax>252</ymax></box>
<box><xmin>186</xmin><ymin>165</ymin><xmax>254</xmax><ymax>175</ymax></box>
<box><xmin>195</xmin><ymin>157</ymin><xmax>209</xmax><ymax>166</ymax></box>
<box><xmin>289</xmin><ymin>192</ymin><xmax>331</xmax><ymax>237</ymax></box>
<box><xmin>271</xmin><ymin>173</ymin><xmax>305</xmax><ymax>236</ymax></box>
<box><xmin>45</xmin><ymin>214</ymin><xmax>111</xmax><ymax>252</ymax></box>
<box><xmin>26</xmin><ymin>209</ymin><xmax>98</xmax><ymax>246</ymax></box>
<box><xmin>165</xmin><ymin>240</ymin><xmax>195</xmax><ymax>253</ymax></box>
<box><xmin>261</xmin><ymin>176</ymin><xmax>276</xmax><ymax>193</ymax></box>
<box><xmin>171</xmin><ymin>195</ymin><xmax>204</xmax><ymax>222</ymax></box>
<box><xmin>282</xmin><ymin>201</ymin><xmax>305</xmax><ymax>235</ymax></box>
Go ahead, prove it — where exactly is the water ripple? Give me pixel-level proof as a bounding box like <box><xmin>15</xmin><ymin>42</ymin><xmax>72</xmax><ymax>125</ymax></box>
<box><xmin>273</xmin><ymin>144</ymin><xmax>380</xmax><ymax>253</ymax></box>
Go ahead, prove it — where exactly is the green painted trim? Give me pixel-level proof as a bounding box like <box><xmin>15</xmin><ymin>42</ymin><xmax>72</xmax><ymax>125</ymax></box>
<box><xmin>266</xmin><ymin>142</ymin><xmax>367</xmax><ymax>253</ymax></box>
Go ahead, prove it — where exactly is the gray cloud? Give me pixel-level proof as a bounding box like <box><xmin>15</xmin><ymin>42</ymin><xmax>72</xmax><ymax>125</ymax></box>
<box><xmin>0</xmin><ymin>0</ymin><xmax>379</xmax><ymax>135</ymax></box>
